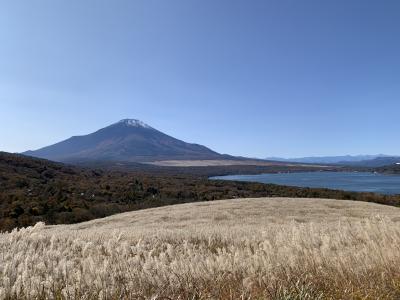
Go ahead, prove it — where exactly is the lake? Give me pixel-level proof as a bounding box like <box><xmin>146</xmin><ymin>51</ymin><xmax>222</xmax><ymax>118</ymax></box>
<box><xmin>211</xmin><ymin>172</ymin><xmax>400</xmax><ymax>195</ymax></box>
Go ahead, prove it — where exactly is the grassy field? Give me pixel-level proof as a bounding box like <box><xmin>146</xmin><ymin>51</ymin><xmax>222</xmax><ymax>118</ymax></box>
<box><xmin>1</xmin><ymin>197</ymin><xmax>400</xmax><ymax>299</ymax></box>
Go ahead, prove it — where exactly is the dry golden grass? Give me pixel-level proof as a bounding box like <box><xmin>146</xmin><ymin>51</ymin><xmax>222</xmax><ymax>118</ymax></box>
<box><xmin>1</xmin><ymin>197</ymin><xmax>400</xmax><ymax>299</ymax></box>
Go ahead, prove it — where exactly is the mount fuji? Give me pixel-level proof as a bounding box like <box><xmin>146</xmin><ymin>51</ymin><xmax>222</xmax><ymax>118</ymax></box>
<box><xmin>23</xmin><ymin>119</ymin><xmax>224</xmax><ymax>163</ymax></box>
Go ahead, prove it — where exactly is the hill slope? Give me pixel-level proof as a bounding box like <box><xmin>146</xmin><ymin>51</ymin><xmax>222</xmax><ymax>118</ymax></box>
<box><xmin>376</xmin><ymin>163</ymin><xmax>400</xmax><ymax>174</ymax></box>
<box><xmin>24</xmin><ymin>119</ymin><xmax>223</xmax><ymax>162</ymax></box>
<box><xmin>60</xmin><ymin>197</ymin><xmax>400</xmax><ymax>231</ymax></box>
<box><xmin>2</xmin><ymin>198</ymin><xmax>400</xmax><ymax>299</ymax></box>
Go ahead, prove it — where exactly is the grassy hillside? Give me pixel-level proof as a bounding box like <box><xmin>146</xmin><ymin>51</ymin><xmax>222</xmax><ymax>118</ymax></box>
<box><xmin>1</xmin><ymin>198</ymin><xmax>400</xmax><ymax>299</ymax></box>
<box><xmin>1</xmin><ymin>152</ymin><xmax>399</xmax><ymax>231</ymax></box>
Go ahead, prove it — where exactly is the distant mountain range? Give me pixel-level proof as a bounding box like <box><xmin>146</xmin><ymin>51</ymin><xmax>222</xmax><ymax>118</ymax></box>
<box><xmin>266</xmin><ymin>155</ymin><xmax>400</xmax><ymax>167</ymax></box>
<box><xmin>342</xmin><ymin>156</ymin><xmax>400</xmax><ymax>167</ymax></box>
<box><xmin>24</xmin><ymin>119</ymin><xmax>225</xmax><ymax>163</ymax></box>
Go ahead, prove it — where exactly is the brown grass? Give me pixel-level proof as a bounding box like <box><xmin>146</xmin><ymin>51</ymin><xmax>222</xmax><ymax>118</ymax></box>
<box><xmin>1</xmin><ymin>197</ymin><xmax>400</xmax><ymax>299</ymax></box>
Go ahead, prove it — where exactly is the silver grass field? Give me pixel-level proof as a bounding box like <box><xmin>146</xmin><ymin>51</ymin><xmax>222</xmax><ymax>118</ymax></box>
<box><xmin>1</xmin><ymin>197</ymin><xmax>400</xmax><ymax>299</ymax></box>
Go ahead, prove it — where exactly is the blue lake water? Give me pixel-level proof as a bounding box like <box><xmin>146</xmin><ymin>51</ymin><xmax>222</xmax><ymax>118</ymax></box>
<box><xmin>211</xmin><ymin>172</ymin><xmax>400</xmax><ymax>195</ymax></box>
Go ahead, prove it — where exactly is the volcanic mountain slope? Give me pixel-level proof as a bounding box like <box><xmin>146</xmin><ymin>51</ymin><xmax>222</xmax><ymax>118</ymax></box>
<box><xmin>24</xmin><ymin>119</ymin><xmax>223</xmax><ymax>163</ymax></box>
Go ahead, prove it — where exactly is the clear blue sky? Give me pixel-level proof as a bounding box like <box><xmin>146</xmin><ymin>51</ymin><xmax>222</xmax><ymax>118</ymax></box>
<box><xmin>1</xmin><ymin>0</ymin><xmax>399</xmax><ymax>158</ymax></box>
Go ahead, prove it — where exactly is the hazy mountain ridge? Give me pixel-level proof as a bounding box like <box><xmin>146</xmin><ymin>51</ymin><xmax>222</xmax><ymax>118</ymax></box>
<box><xmin>342</xmin><ymin>156</ymin><xmax>400</xmax><ymax>167</ymax></box>
<box><xmin>266</xmin><ymin>154</ymin><xmax>399</xmax><ymax>165</ymax></box>
<box><xmin>24</xmin><ymin>119</ymin><xmax>223</xmax><ymax>163</ymax></box>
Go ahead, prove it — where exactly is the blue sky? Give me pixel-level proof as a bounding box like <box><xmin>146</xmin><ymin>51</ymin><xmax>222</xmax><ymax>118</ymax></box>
<box><xmin>1</xmin><ymin>0</ymin><xmax>399</xmax><ymax>158</ymax></box>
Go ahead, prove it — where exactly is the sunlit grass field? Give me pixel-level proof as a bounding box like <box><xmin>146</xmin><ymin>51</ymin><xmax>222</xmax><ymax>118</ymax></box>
<box><xmin>1</xmin><ymin>197</ymin><xmax>400</xmax><ymax>299</ymax></box>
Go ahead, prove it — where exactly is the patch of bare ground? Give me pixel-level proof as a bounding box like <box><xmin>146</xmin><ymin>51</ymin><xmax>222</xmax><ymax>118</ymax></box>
<box><xmin>146</xmin><ymin>159</ymin><xmax>327</xmax><ymax>167</ymax></box>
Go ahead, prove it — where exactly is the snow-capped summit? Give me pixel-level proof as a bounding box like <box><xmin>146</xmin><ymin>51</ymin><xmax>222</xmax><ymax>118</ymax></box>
<box><xmin>118</xmin><ymin>119</ymin><xmax>152</xmax><ymax>129</ymax></box>
<box><xmin>23</xmin><ymin>119</ymin><xmax>222</xmax><ymax>162</ymax></box>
